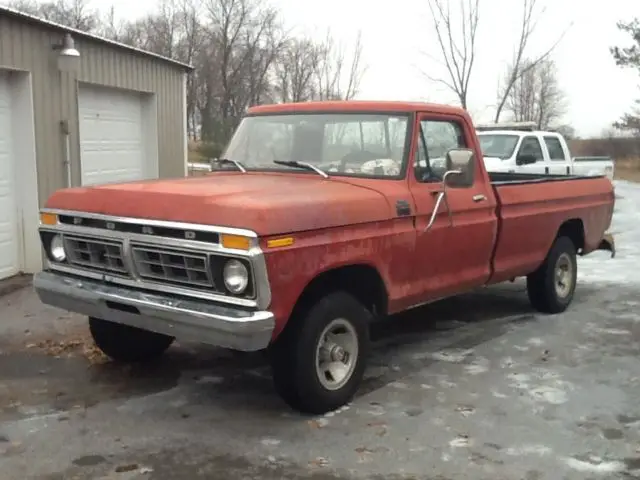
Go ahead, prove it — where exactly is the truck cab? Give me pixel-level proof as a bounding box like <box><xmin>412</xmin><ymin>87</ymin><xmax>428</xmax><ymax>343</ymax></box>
<box><xmin>476</xmin><ymin>122</ymin><xmax>615</xmax><ymax>180</ymax></box>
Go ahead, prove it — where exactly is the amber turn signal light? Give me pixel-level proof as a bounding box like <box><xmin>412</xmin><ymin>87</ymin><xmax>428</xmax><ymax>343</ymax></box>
<box><xmin>266</xmin><ymin>237</ymin><xmax>294</xmax><ymax>248</ymax></box>
<box><xmin>40</xmin><ymin>212</ymin><xmax>58</xmax><ymax>225</ymax></box>
<box><xmin>220</xmin><ymin>234</ymin><xmax>251</xmax><ymax>251</ymax></box>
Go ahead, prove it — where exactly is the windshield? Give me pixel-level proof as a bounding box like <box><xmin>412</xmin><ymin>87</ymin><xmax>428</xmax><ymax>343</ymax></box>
<box><xmin>478</xmin><ymin>134</ymin><xmax>520</xmax><ymax>160</ymax></box>
<box><xmin>220</xmin><ymin>113</ymin><xmax>410</xmax><ymax>178</ymax></box>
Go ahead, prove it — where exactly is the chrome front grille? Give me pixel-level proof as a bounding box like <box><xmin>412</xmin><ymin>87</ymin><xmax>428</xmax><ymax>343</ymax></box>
<box><xmin>64</xmin><ymin>236</ymin><xmax>127</xmax><ymax>274</ymax></box>
<box><xmin>131</xmin><ymin>243</ymin><xmax>214</xmax><ymax>289</ymax></box>
<box><xmin>40</xmin><ymin>211</ymin><xmax>263</xmax><ymax>306</ymax></box>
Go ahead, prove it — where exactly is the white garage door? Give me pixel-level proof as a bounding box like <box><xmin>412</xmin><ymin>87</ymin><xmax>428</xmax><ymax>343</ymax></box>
<box><xmin>0</xmin><ymin>72</ymin><xmax>20</xmax><ymax>280</ymax></box>
<box><xmin>78</xmin><ymin>85</ymin><xmax>156</xmax><ymax>186</ymax></box>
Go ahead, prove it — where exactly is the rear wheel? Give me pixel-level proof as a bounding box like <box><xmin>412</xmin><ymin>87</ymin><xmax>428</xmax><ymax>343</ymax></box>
<box><xmin>526</xmin><ymin>236</ymin><xmax>577</xmax><ymax>314</ymax></box>
<box><xmin>89</xmin><ymin>317</ymin><xmax>174</xmax><ymax>363</ymax></box>
<box><xmin>269</xmin><ymin>291</ymin><xmax>371</xmax><ymax>415</ymax></box>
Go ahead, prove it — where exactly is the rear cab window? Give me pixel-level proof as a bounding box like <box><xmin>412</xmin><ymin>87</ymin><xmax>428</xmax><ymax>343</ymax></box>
<box><xmin>543</xmin><ymin>136</ymin><xmax>566</xmax><ymax>161</ymax></box>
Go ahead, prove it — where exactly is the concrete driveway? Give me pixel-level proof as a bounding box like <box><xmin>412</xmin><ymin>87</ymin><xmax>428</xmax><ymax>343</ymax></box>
<box><xmin>1</xmin><ymin>181</ymin><xmax>639</xmax><ymax>480</ymax></box>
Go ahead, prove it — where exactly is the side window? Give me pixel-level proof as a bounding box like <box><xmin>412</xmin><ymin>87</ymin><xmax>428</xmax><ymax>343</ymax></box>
<box><xmin>415</xmin><ymin>119</ymin><xmax>466</xmax><ymax>182</ymax></box>
<box><xmin>544</xmin><ymin>136</ymin><xmax>566</xmax><ymax>161</ymax></box>
<box><xmin>518</xmin><ymin>136</ymin><xmax>544</xmax><ymax>161</ymax></box>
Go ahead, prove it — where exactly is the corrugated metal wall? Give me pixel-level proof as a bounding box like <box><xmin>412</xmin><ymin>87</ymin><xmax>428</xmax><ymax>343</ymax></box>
<box><xmin>0</xmin><ymin>13</ymin><xmax>187</xmax><ymax>205</ymax></box>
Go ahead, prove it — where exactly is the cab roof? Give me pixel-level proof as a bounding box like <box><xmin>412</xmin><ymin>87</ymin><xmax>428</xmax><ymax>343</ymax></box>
<box><xmin>248</xmin><ymin>100</ymin><xmax>467</xmax><ymax>116</ymax></box>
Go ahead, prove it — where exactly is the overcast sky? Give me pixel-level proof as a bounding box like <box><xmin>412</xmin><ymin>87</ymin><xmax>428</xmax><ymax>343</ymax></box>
<box><xmin>102</xmin><ymin>0</ymin><xmax>639</xmax><ymax>138</ymax></box>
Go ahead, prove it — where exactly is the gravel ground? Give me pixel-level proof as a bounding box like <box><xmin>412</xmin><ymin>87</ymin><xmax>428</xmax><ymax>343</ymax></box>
<box><xmin>0</xmin><ymin>181</ymin><xmax>638</xmax><ymax>480</ymax></box>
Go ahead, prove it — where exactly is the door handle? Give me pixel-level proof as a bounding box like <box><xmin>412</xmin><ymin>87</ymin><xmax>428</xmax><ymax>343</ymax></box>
<box><xmin>472</xmin><ymin>194</ymin><xmax>487</xmax><ymax>202</ymax></box>
<box><xmin>424</xmin><ymin>192</ymin><xmax>446</xmax><ymax>232</ymax></box>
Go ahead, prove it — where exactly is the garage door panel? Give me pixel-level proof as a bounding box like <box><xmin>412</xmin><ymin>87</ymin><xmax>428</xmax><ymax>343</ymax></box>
<box><xmin>78</xmin><ymin>85</ymin><xmax>152</xmax><ymax>186</ymax></box>
<box><xmin>0</xmin><ymin>73</ymin><xmax>20</xmax><ymax>279</ymax></box>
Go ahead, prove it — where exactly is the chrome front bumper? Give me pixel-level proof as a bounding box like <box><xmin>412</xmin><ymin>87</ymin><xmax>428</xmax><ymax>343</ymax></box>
<box><xmin>33</xmin><ymin>271</ymin><xmax>275</xmax><ymax>352</ymax></box>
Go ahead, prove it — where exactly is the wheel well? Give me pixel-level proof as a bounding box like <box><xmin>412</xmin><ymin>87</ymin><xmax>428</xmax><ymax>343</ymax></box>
<box><xmin>557</xmin><ymin>219</ymin><xmax>585</xmax><ymax>253</ymax></box>
<box><xmin>291</xmin><ymin>264</ymin><xmax>388</xmax><ymax>321</ymax></box>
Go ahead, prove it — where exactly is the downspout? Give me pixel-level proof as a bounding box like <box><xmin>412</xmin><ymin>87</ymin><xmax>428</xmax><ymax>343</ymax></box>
<box><xmin>60</xmin><ymin>119</ymin><xmax>72</xmax><ymax>187</ymax></box>
<box><xmin>182</xmin><ymin>71</ymin><xmax>189</xmax><ymax>177</ymax></box>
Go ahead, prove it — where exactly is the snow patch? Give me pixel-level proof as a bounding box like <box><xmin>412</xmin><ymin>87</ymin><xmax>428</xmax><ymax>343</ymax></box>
<box><xmin>565</xmin><ymin>457</ymin><xmax>625</xmax><ymax>474</ymax></box>
<box><xmin>449</xmin><ymin>435</ymin><xmax>471</xmax><ymax>448</ymax></box>
<box><xmin>432</xmin><ymin>348</ymin><xmax>474</xmax><ymax>363</ymax></box>
<box><xmin>505</xmin><ymin>445</ymin><xmax>552</xmax><ymax>456</ymax></box>
<box><xmin>507</xmin><ymin>370</ymin><xmax>573</xmax><ymax>405</ymax></box>
<box><xmin>260</xmin><ymin>438</ymin><xmax>281</xmax><ymax>446</ymax></box>
<box><xmin>464</xmin><ymin>357</ymin><xmax>489</xmax><ymax>375</ymax></box>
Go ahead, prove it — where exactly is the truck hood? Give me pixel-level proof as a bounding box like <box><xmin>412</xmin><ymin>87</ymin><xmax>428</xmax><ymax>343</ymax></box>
<box><xmin>45</xmin><ymin>172</ymin><xmax>394</xmax><ymax>236</ymax></box>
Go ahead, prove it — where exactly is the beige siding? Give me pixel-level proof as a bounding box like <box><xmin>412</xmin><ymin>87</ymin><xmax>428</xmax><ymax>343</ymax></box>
<box><xmin>0</xmin><ymin>14</ymin><xmax>187</xmax><ymax>206</ymax></box>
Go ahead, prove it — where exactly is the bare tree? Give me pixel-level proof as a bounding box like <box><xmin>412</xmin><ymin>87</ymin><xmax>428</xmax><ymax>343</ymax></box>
<box><xmin>98</xmin><ymin>7</ymin><xmax>132</xmax><ymax>42</ymax></box>
<box><xmin>494</xmin><ymin>0</ymin><xmax>570</xmax><ymax>123</ymax></box>
<box><xmin>611</xmin><ymin>18</ymin><xmax>640</xmax><ymax>136</ymax></box>
<box><xmin>503</xmin><ymin>57</ymin><xmax>566</xmax><ymax>129</ymax></box>
<box><xmin>200</xmin><ymin>0</ymin><xmax>282</xmax><ymax>140</ymax></box>
<box><xmin>273</xmin><ymin>38</ymin><xmax>321</xmax><ymax>103</ymax></box>
<box><xmin>7</xmin><ymin>0</ymin><xmax>99</xmax><ymax>31</ymax></box>
<box><xmin>555</xmin><ymin>124</ymin><xmax>576</xmax><ymax>140</ymax></box>
<box><xmin>7</xmin><ymin>0</ymin><xmax>369</xmax><ymax>145</ymax></box>
<box><xmin>314</xmin><ymin>30</ymin><xmax>365</xmax><ymax>101</ymax></box>
<box><xmin>422</xmin><ymin>0</ymin><xmax>480</xmax><ymax>110</ymax></box>
<box><xmin>177</xmin><ymin>0</ymin><xmax>205</xmax><ymax>139</ymax></box>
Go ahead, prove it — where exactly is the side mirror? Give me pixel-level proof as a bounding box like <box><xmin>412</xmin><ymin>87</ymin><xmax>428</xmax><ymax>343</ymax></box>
<box><xmin>516</xmin><ymin>154</ymin><xmax>536</xmax><ymax>166</ymax></box>
<box><xmin>444</xmin><ymin>148</ymin><xmax>475</xmax><ymax>188</ymax></box>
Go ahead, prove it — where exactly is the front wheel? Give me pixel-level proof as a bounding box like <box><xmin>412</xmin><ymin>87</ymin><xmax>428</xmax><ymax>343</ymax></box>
<box><xmin>89</xmin><ymin>317</ymin><xmax>174</xmax><ymax>363</ymax></box>
<box><xmin>269</xmin><ymin>291</ymin><xmax>371</xmax><ymax>415</ymax></box>
<box><xmin>526</xmin><ymin>236</ymin><xmax>577</xmax><ymax>314</ymax></box>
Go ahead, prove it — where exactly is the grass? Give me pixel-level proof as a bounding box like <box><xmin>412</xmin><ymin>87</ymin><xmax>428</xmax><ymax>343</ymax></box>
<box><xmin>187</xmin><ymin>142</ymin><xmax>209</xmax><ymax>176</ymax></box>
<box><xmin>615</xmin><ymin>157</ymin><xmax>640</xmax><ymax>182</ymax></box>
<box><xmin>187</xmin><ymin>146</ymin><xmax>206</xmax><ymax>164</ymax></box>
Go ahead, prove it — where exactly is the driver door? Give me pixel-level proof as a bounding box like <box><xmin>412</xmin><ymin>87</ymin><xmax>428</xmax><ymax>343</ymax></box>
<box><xmin>407</xmin><ymin>113</ymin><xmax>498</xmax><ymax>305</ymax></box>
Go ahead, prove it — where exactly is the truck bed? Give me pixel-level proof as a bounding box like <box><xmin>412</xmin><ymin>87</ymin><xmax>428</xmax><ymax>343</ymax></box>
<box><xmin>486</xmin><ymin>172</ymin><xmax>614</xmax><ymax>285</ymax></box>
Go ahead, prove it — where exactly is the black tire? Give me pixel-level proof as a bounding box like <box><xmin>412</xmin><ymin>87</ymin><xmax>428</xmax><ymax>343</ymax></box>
<box><xmin>269</xmin><ymin>291</ymin><xmax>371</xmax><ymax>415</ymax></box>
<box><xmin>89</xmin><ymin>317</ymin><xmax>174</xmax><ymax>363</ymax></box>
<box><xmin>526</xmin><ymin>236</ymin><xmax>577</xmax><ymax>314</ymax></box>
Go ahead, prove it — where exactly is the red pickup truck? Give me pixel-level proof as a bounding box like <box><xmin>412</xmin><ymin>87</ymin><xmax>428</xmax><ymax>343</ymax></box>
<box><xmin>34</xmin><ymin>101</ymin><xmax>615</xmax><ymax>415</ymax></box>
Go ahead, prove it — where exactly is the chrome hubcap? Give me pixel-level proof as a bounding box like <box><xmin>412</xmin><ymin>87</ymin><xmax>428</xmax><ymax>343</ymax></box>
<box><xmin>554</xmin><ymin>253</ymin><xmax>573</xmax><ymax>298</ymax></box>
<box><xmin>315</xmin><ymin>318</ymin><xmax>358</xmax><ymax>391</ymax></box>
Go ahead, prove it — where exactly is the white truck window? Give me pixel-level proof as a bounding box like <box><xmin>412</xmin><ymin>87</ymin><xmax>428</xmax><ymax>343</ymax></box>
<box><xmin>543</xmin><ymin>136</ymin><xmax>566</xmax><ymax>161</ymax></box>
<box><xmin>518</xmin><ymin>136</ymin><xmax>544</xmax><ymax>161</ymax></box>
<box><xmin>479</xmin><ymin>134</ymin><xmax>519</xmax><ymax>160</ymax></box>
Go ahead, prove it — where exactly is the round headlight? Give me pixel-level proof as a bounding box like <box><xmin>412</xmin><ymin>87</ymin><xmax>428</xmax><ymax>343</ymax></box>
<box><xmin>223</xmin><ymin>259</ymin><xmax>249</xmax><ymax>294</ymax></box>
<box><xmin>50</xmin><ymin>234</ymin><xmax>66</xmax><ymax>262</ymax></box>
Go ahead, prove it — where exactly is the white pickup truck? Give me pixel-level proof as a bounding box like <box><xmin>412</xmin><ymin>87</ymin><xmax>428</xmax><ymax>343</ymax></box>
<box><xmin>475</xmin><ymin>122</ymin><xmax>615</xmax><ymax>180</ymax></box>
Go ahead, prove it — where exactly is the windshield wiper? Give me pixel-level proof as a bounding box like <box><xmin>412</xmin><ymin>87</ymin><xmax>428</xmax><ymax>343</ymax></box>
<box><xmin>211</xmin><ymin>157</ymin><xmax>247</xmax><ymax>173</ymax></box>
<box><xmin>272</xmin><ymin>160</ymin><xmax>329</xmax><ymax>178</ymax></box>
